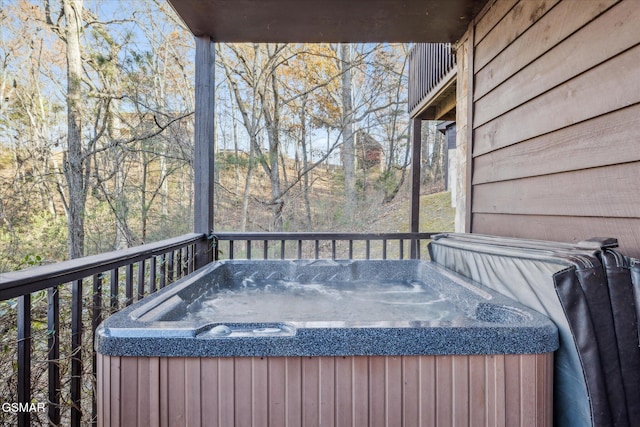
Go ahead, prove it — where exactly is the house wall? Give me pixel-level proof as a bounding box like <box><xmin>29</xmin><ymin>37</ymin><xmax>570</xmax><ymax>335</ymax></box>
<box><xmin>456</xmin><ymin>0</ymin><xmax>640</xmax><ymax>258</ymax></box>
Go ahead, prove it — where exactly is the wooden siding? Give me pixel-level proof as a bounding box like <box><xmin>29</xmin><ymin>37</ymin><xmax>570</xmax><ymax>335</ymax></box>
<box><xmin>462</xmin><ymin>0</ymin><xmax>640</xmax><ymax>258</ymax></box>
<box><xmin>97</xmin><ymin>353</ymin><xmax>553</xmax><ymax>427</ymax></box>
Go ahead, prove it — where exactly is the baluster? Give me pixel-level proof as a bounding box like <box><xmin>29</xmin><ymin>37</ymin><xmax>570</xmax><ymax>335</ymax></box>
<box><xmin>17</xmin><ymin>294</ymin><xmax>31</xmax><ymax>427</ymax></box>
<box><xmin>281</xmin><ymin>240</ymin><xmax>286</xmax><ymax>259</ymax></box>
<box><xmin>71</xmin><ymin>279</ymin><xmax>83</xmax><ymax>427</ymax></box>
<box><xmin>110</xmin><ymin>268</ymin><xmax>119</xmax><ymax>311</ymax></box>
<box><xmin>137</xmin><ymin>259</ymin><xmax>146</xmax><ymax>300</ymax></box>
<box><xmin>125</xmin><ymin>263</ymin><xmax>134</xmax><ymax>306</ymax></box>
<box><xmin>150</xmin><ymin>256</ymin><xmax>157</xmax><ymax>293</ymax></box>
<box><xmin>48</xmin><ymin>286</ymin><xmax>61</xmax><ymax>425</ymax></box>
<box><xmin>167</xmin><ymin>251</ymin><xmax>175</xmax><ymax>284</ymax></box>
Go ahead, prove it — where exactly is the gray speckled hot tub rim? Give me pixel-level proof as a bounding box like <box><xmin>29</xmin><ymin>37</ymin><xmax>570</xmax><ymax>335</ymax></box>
<box><xmin>95</xmin><ymin>259</ymin><xmax>559</xmax><ymax>357</ymax></box>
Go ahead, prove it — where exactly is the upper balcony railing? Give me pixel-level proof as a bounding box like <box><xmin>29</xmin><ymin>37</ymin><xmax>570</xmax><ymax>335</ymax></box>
<box><xmin>408</xmin><ymin>43</ymin><xmax>457</xmax><ymax>117</ymax></box>
<box><xmin>0</xmin><ymin>230</ymin><xmax>437</xmax><ymax>426</ymax></box>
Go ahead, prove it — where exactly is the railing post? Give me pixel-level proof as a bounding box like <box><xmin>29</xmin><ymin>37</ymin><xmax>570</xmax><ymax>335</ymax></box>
<box><xmin>193</xmin><ymin>35</ymin><xmax>215</xmax><ymax>270</ymax></box>
<box><xmin>410</xmin><ymin>118</ymin><xmax>422</xmax><ymax>259</ymax></box>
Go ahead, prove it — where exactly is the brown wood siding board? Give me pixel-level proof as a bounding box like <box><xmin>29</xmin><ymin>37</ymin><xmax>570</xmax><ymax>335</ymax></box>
<box><xmin>473</xmin><ymin>44</ymin><xmax>640</xmax><ymax>157</ymax></box>
<box><xmin>474</xmin><ymin>0</ymin><xmax>519</xmax><ymax>45</ymax></box>
<box><xmin>475</xmin><ymin>0</ymin><xmax>628</xmax><ymax>124</ymax></box>
<box><xmin>473</xmin><ymin>104</ymin><xmax>640</xmax><ymax>184</ymax></box>
<box><xmin>474</xmin><ymin>0</ymin><xmax>561</xmax><ymax>71</ymax></box>
<box><xmin>473</xmin><ymin>162</ymin><xmax>640</xmax><ymax>217</ymax></box>
<box><xmin>471</xmin><ymin>214</ymin><xmax>640</xmax><ymax>258</ymax></box>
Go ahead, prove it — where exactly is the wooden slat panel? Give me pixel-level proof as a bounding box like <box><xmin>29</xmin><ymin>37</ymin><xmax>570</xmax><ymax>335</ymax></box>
<box><xmin>436</xmin><ymin>356</ymin><xmax>454</xmax><ymax>426</ymax></box>
<box><xmin>474</xmin><ymin>45</ymin><xmax>640</xmax><ymax>156</ymax></box>
<box><xmin>159</xmin><ymin>358</ymin><xmax>168</xmax><ymax>427</ymax></box>
<box><xmin>386</xmin><ymin>356</ymin><xmax>403</xmax><ymax>426</ymax></box>
<box><xmin>185</xmin><ymin>359</ymin><xmax>201</xmax><ymax>426</ymax></box>
<box><xmin>475</xmin><ymin>0</ymin><xmax>629</xmax><ymax>124</ymax></box>
<box><xmin>452</xmin><ymin>356</ymin><xmax>470</xmax><ymax>426</ymax></box>
<box><xmin>217</xmin><ymin>358</ymin><xmax>235</xmax><ymax>426</ymax></box>
<box><xmin>504</xmin><ymin>355</ymin><xmax>521</xmax><ymax>426</ymax></box>
<box><xmin>419</xmin><ymin>356</ymin><xmax>436</xmax><ymax>426</ymax></box>
<box><xmin>472</xmin><ymin>214</ymin><xmax>640</xmax><ymax>259</ymax></box>
<box><xmin>109</xmin><ymin>356</ymin><xmax>120</xmax><ymax>427</ymax></box>
<box><xmin>96</xmin><ymin>354</ymin><xmax>554</xmax><ymax>426</ymax></box>
<box><xmin>520</xmin><ymin>355</ymin><xmax>538</xmax><ymax>424</ymax></box>
<box><xmin>301</xmin><ymin>357</ymin><xmax>320</xmax><ymax>426</ymax></box>
<box><xmin>252</xmin><ymin>357</ymin><xmax>269</xmax><ymax>427</ymax></box>
<box><xmin>121</xmin><ymin>358</ymin><xmax>138</xmax><ymax>427</ymax></box>
<box><xmin>402</xmin><ymin>356</ymin><xmax>420</xmax><ymax>427</ymax></box>
<box><xmin>200</xmin><ymin>359</ymin><xmax>219</xmax><ymax>426</ymax></box>
<box><xmin>468</xmin><ymin>355</ymin><xmax>487</xmax><ymax>427</ymax></box>
<box><xmin>493</xmin><ymin>355</ymin><xmax>507</xmax><ymax>427</ymax></box>
<box><xmin>474</xmin><ymin>162</ymin><xmax>640</xmax><ymax>217</ymax></box>
<box><xmin>369</xmin><ymin>356</ymin><xmax>386</xmax><ymax>427</ymax></box>
<box><xmin>149</xmin><ymin>358</ymin><xmax>161</xmax><ymax>427</ymax></box>
<box><xmin>234</xmin><ymin>358</ymin><xmax>253</xmax><ymax>426</ymax></box>
<box><xmin>474</xmin><ymin>0</ymin><xmax>560</xmax><ymax>71</ymax></box>
<box><xmin>97</xmin><ymin>354</ymin><xmax>104</xmax><ymax>427</ymax></box>
<box><xmin>136</xmin><ymin>359</ymin><xmax>152</xmax><ymax>426</ymax></box>
<box><xmin>474</xmin><ymin>0</ymin><xmax>518</xmax><ymax>45</ymax></box>
<box><xmin>473</xmin><ymin>104</ymin><xmax>640</xmax><ymax>184</ymax></box>
<box><xmin>319</xmin><ymin>357</ymin><xmax>336</xmax><ymax>426</ymax></box>
<box><xmin>335</xmin><ymin>356</ymin><xmax>352</xmax><ymax>426</ymax></box>
<box><xmin>285</xmin><ymin>357</ymin><xmax>302</xmax><ymax>426</ymax></box>
<box><xmin>268</xmin><ymin>358</ymin><xmax>286</xmax><ymax>426</ymax></box>
<box><xmin>352</xmin><ymin>357</ymin><xmax>369</xmax><ymax>426</ymax></box>
<box><xmin>167</xmin><ymin>359</ymin><xmax>186</xmax><ymax>427</ymax></box>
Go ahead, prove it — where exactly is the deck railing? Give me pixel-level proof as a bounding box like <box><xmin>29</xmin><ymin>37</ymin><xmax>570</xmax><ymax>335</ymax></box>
<box><xmin>0</xmin><ymin>231</ymin><xmax>437</xmax><ymax>426</ymax></box>
<box><xmin>213</xmin><ymin>231</ymin><xmax>436</xmax><ymax>261</ymax></box>
<box><xmin>0</xmin><ymin>233</ymin><xmax>205</xmax><ymax>427</ymax></box>
<box><xmin>408</xmin><ymin>43</ymin><xmax>456</xmax><ymax>116</ymax></box>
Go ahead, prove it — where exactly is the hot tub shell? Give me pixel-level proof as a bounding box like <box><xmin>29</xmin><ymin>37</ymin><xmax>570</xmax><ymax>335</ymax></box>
<box><xmin>96</xmin><ymin>259</ymin><xmax>557</xmax><ymax>426</ymax></box>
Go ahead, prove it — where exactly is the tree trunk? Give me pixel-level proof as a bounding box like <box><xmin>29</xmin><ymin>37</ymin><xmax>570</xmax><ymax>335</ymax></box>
<box><xmin>300</xmin><ymin>96</ymin><xmax>312</xmax><ymax>229</ymax></box>
<box><xmin>63</xmin><ymin>0</ymin><xmax>86</xmax><ymax>259</ymax></box>
<box><xmin>340</xmin><ymin>44</ymin><xmax>356</xmax><ymax>223</ymax></box>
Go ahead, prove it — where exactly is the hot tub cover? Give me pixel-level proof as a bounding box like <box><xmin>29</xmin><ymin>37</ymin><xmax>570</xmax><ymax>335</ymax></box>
<box><xmin>429</xmin><ymin>233</ymin><xmax>640</xmax><ymax>427</ymax></box>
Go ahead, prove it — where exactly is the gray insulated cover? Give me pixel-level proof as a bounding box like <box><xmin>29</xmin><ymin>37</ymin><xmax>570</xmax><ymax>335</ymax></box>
<box><xmin>428</xmin><ymin>234</ymin><xmax>611</xmax><ymax>427</ymax></box>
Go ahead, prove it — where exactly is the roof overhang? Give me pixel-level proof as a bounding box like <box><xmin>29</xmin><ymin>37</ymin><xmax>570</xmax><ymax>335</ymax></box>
<box><xmin>166</xmin><ymin>0</ymin><xmax>489</xmax><ymax>43</ymax></box>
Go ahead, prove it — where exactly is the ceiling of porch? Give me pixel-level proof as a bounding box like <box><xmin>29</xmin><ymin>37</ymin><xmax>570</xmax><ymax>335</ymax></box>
<box><xmin>166</xmin><ymin>0</ymin><xmax>489</xmax><ymax>43</ymax></box>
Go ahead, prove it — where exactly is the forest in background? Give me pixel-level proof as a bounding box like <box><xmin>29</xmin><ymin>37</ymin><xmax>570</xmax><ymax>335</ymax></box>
<box><xmin>0</xmin><ymin>0</ymin><xmax>447</xmax><ymax>273</ymax></box>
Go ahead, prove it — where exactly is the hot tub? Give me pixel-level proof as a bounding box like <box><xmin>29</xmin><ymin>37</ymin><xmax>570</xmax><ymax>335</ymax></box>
<box><xmin>95</xmin><ymin>259</ymin><xmax>557</xmax><ymax>426</ymax></box>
